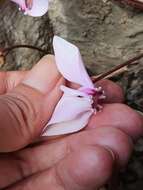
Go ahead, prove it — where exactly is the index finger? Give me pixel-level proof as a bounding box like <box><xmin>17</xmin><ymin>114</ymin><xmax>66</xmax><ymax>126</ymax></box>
<box><xmin>96</xmin><ymin>79</ymin><xmax>124</xmax><ymax>103</ymax></box>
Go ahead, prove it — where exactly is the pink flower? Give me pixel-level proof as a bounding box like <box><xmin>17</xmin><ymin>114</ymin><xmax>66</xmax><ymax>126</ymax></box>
<box><xmin>10</xmin><ymin>0</ymin><xmax>49</xmax><ymax>17</ymax></box>
<box><xmin>42</xmin><ymin>36</ymin><xmax>106</xmax><ymax>137</ymax></box>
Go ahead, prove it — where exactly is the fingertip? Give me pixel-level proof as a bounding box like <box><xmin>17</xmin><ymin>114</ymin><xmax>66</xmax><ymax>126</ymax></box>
<box><xmin>22</xmin><ymin>54</ymin><xmax>61</xmax><ymax>94</ymax></box>
<box><xmin>88</xmin><ymin>103</ymin><xmax>143</xmax><ymax>141</ymax></box>
<box><xmin>37</xmin><ymin>54</ymin><xmax>55</xmax><ymax>65</ymax></box>
<box><xmin>96</xmin><ymin>79</ymin><xmax>124</xmax><ymax>103</ymax></box>
<box><xmin>88</xmin><ymin>127</ymin><xmax>133</xmax><ymax>167</ymax></box>
<box><xmin>57</xmin><ymin>145</ymin><xmax>115</xmax><ymax>190</ymax></box>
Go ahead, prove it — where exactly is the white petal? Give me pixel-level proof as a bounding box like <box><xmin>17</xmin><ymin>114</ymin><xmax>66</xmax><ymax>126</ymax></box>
<box><xmin>43</xmin><ymin>111</ymin><xmax>93</xmax><ymax>136</ymax></box>
<box><xmin>47</xmin><ymin>88</ymin><xmax>93</xmax><ymax>125</ymax></box>
<box><xmin>53</xmin><ymin>36</ymin><xmax>94</xmax><ymax>88</ymax></box>
<box><xmin>43</xmin><ymin>87</ymin><xmax>94</xmax><ymax>136</ymax></box>
<box><xmin>26</xmin><ymin>0</ymin><xmax>49</xmax><ymax>17</ymax></box>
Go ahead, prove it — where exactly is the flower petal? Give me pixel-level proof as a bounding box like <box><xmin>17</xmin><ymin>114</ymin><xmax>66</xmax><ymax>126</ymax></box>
<box><xmin>43</xmin><ymin>87</ymin><xmax>94</xmax><ymax>136</ymax></box>
<box><xmin>26</xmin><ymin>0</ymin><xmax>49</xmax><ymax>17</ymax></box>
<box><xmin>43</xmin><ymin>111</ymin><xmax>93</xmax><ymax>136</ymax></box>
<box><xmin>53</xmin><ymin>36</ymin><xmax>94</xmax><ymax>88</ymax></box>
<box><xmin>11</xmin><ymin>0</ymin><xmax>49</xmax><ymax>17</ymax></box>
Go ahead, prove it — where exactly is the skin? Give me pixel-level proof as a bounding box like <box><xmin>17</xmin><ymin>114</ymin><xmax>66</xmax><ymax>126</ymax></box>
<box><xmin>0</xmin><ymin>55</ymin><xmax>142</xmax><ymax>190</ymax></box>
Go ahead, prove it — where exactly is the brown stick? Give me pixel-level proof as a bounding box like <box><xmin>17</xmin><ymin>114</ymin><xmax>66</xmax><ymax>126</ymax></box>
<box><xmin>93</xmin><ymin>53</ymin><xmax>143</xmax><ymax>82</ymax></box>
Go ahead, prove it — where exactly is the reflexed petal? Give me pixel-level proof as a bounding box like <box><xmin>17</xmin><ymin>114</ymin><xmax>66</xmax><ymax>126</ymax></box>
<box><xmin>10</xmin><ymin>0</ymin><xmax>49</xmax><ymax>17</ymax></box>
<box><xmin>26</xmin><ymin>0</ymin><xmax>49</xmax><ymax>17</ymax></box>
<box><xmin>43</xmin><ymin>36</ymin><xmax>95</xmax><ymax>136</ymax></box>
<box><xmin>53</xmin><ymin>36</ymin><xmax>94</xmax><ymax>88</ymax></box>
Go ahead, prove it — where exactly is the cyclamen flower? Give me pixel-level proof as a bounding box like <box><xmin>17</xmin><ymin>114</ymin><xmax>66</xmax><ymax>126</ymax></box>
<box><xmin>42</xmin><ymin>36</ymin><xmax>106</xmax><ymax>136</ymax></box>
<box><xmin>10</xmin><ymin>0</ymin><xmax>49</xmax><ymax>17</ymax></box>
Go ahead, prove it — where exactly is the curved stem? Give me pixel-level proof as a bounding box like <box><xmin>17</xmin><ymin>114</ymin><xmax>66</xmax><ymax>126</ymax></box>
<box><xmin>3</xmin><ymin>45</ymin><xmax>48</xmax><ymax>56</ymax></box>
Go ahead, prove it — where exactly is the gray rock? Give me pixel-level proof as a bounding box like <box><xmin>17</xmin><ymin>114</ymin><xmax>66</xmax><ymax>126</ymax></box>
<box><xmin>0</xmin><ymin>0</ymin><xmax>53</xmax><ymax>71</ymax></box>
<box><xmin>49</xmin><ymin>0</ymin><xmax>143</xmax><ymax>74</ymax></box>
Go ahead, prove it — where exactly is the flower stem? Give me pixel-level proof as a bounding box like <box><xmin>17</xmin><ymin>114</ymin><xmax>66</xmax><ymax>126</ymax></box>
<box><xmin>2</xmin><ymin>45</ymin><xmax>47</xmax><ymax>56</ymax></box>
<box><xmin>93</xmin><ymin>53</ymin><xmax>143</xmax><ymax>82</ymax></box>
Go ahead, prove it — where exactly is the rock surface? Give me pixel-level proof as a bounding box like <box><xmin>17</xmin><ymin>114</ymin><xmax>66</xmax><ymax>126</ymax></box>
<box><xmin>0</xmin><ymin>0</ymin><xmax>143</xmax><ymax>190</ymax></box>
<box><xmin>49</xmin><ymin>0</ymin><xmax>143</xmax><ymax>73</ymax></box>
<box><xmin>0</xmin><ymin>0</ymin><xmax>53</xmax><ymax>70</ymax></box>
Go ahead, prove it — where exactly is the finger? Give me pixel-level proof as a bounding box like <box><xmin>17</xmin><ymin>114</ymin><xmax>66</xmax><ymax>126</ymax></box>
<box><xmin>0</xmin><ymin>55</ymin><xmax>65</xmax><ymax>152</ymax></box>
<box><xmin>0</xmin><ymin>126</ymin><xmax>132</xmax><ymax>188</ymax></box>
<box><xmin>0</xmin><ymin>140</ymin><xmax>68</xmax><ymax>189</ymax></box>
<box><xmin>87</xmin><ymin>103</ymin><xmax>143</xmax><ymax>140</ymax></box>
<box><xmin>0</xmin><ymin>72</ymin><xmax>7</xmax><ymax>94</ymax></box>
<box><xmin>68</xmin><ymin>127</ymin><xmax>133</xmax><ymax>167</ymax></box>
<box><xmin>95</xmin><ymin>79</ymin><xmax>124</xmax><ymax>103</ymax></box>
<box><xmin>0</xmin><ymin>71</ymin><xmax>28</xmax><ymax>95</ymax></box>
<box><xmin>6</xmin><ymin>145</ymin><xmax>115</xmax><ymax>190</ymax></box>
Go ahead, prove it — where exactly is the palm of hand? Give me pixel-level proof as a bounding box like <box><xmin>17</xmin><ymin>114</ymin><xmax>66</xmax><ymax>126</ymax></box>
<box><xmin>0</xmin><ymin>55</ymin><xmax>142</xmax><ymax>190</ymax></box>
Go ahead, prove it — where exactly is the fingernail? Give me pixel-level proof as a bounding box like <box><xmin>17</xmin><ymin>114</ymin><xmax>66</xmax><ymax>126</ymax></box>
<box><xmin>104</xmin><ymin>146</ymin><xmax>117</xmax><ymax>161</ymax></box>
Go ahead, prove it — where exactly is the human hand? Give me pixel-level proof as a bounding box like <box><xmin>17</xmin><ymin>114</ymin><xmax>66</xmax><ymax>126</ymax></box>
<box><xmin>0</xmin><ymin>55</ymin><xmax>142</xmax><ymax>190</ymax></box>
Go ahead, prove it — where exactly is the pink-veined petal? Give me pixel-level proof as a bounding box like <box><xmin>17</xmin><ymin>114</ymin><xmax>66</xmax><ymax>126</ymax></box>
<box><xmin>26</xmin><ymin>0</ymin><xmax>49</xmax><ymax>17</ymax></box>
<box><xmin>53</xmin><ymin>36</ymin><xmax>94</xmax><ymax>88</ymax></box>
<box><xmin>42</xmin><ymin>85</ymin><xmax>94</xmax><ymax>136</ymax></box>
<box><xmin>10</xmin><ymin>0</ymin><xmax>49</xmax><ymax>17</ymax></box>
<box><xmin>48</xmin><ymin>86</ymin><xmax>93</xmax><ymax>124</ymax></box>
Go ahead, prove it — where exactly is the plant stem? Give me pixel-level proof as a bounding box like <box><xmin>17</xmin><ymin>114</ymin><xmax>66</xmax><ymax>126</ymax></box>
<box><xmin>1</xmin><ymin>45</ymin><xmax>47</xmax><ymax>56</ymax></box>
<box><xmin>93</xmin><ymin>53</ymin><xmax>143</xmax><ymax>82</ymax></box>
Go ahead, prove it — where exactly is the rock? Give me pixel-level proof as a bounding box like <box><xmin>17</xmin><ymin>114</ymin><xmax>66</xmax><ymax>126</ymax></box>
<box><xmin>125</xmin><ymin>63</ymin><xmax>143</xmax><ymax>112</ymax></box>
<box><xmin>0</xmin><ymin>0</ymin><xmax>53</xmax><ymax>71</ymax></box>
<box><xmin>49</xmin><ymin>0</ymin><xmax>143</xmax><ymax>74</ymax></box>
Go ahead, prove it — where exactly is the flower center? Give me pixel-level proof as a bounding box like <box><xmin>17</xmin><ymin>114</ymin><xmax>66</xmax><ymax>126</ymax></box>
<box><xmin>80</xmin><ymin>87</ymin><xmax>106</xmax><ymax>111</ymax></box>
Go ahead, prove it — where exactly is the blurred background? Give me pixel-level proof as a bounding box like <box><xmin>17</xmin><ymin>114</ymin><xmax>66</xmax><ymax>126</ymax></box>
<box><xmin>0</xmin><ymin>0</ymin><xmax>143</xmax><ymax>189</ymax></box>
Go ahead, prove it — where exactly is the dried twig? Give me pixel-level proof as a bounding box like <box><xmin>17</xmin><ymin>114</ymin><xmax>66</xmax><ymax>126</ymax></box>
<box><xmin>93</xmin><ymin>53</ymin><xmax>143</xmax><ymax>82</ymax></box>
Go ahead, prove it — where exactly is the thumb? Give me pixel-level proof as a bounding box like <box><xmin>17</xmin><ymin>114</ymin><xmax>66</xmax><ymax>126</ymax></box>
<box><xmin>0</xmin><ymin>55</ymin><xmax>65</xmax><ymax>152</ymax></box>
